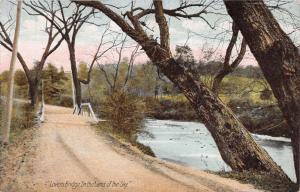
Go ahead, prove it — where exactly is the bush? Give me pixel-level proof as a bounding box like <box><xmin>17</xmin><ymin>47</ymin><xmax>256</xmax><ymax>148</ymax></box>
<box><xmin>59</xmin><ymin>95</ymin><xmax>73</xmax><ymax>107</ymax></box>
<box><xmin>260</xmin><ymin>88</ymin><xmax>272</xmax><ymax>100</ymax></box>
<box><xmin>0</xmin><ymin>102</ymin><xmax>36</xmax><ymax>143</ymax></box>
<box><xmin>227</xmin><ymin>97</ymin><xmax>256</xmax><ymax>109</ymax></box>
<box><xmin>101</xmin><ymin>90</ymin><xmax>146</xmax><ymax>137</ymax></box>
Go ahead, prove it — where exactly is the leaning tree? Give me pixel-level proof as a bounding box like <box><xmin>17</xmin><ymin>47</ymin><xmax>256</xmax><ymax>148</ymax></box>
<box><xmin>75</xmin><ymin>0</ymin><xmax>290</xmax><ymax>180</ymax></box>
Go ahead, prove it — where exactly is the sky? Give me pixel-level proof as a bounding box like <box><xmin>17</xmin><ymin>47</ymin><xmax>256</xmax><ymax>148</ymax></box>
<box><xmin>0</xmin><ymin>0</ymin><xmax>299</xmax><ymax>72</ymax></box>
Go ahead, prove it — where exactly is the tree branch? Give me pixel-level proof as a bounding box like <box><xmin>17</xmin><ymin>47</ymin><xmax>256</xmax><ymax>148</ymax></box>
<box><xmin>153</xmin><ymin>0</ymin><xmax>170</xmax><ymax>51</ymax></box>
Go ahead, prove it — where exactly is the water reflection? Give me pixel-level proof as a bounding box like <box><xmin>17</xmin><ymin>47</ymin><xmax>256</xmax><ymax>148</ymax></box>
<box><xmin>137</xmin><ymin>119</ymin><xmax>296</xmax><ymax>182</ymax></box>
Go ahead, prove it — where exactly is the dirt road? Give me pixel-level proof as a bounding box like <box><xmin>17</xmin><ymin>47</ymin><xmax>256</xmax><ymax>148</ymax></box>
<box><xmin>0</xmin><ymin>105</ymin><xmax>260</xmax><ymax>192</ymax></box>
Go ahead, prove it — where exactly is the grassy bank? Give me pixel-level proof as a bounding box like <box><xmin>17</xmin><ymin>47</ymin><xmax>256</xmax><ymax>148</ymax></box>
<box><xmin>95</xmin><ymin>121</ymin><xmax>155</xmax><ymax>157</ymax></box>
<box><xmin>144</xmin><ymin>74</ymin><xmax>288</xmax><ymax>138</ymax></box>
<box><xmin>214</xmin><ymin>171</ymin><xmax>297</xmax><ymax>192</ymax></box>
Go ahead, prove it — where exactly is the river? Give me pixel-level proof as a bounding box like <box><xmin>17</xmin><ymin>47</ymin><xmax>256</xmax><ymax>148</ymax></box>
<box><xmin>137</xmin><ymin>119</ymin><xmax>296</xmax><ymax>182</ymax></box>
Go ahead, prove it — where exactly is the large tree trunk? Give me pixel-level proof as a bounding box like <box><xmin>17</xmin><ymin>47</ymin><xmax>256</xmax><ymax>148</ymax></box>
<box><xmin>28</xmin><ymin>79</ymin><xmax>39</xmax><ymax>106</ymax></box>
<box><xmin>27</xmin><ymin>60</ymin><xmax>46</xmax><ymax>106</ymax></box>
<box><xmin>224</xmin><ymin>0</ymin><xmax>300</xmax><ymax>184</ymax></box>
<box><xmin>75</xmin><ymin>0</ymin><xmax>290</xmax><ymax>181</ymax></box>
<box><xmin>68</xmin><ymin>44</ymin><xmax>82</xmax><ymax>108</ymax></box>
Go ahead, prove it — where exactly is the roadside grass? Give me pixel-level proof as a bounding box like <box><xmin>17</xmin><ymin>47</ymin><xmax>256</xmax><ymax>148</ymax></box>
<box><xmin>95</xmin><ymin>120</ymin><xmax>155</xmax><ymax>157</ymax></box>
<box><xmin>0</xmin><ymin>101</ymin><xmax>37</xmax><ymax>160</ymax></box>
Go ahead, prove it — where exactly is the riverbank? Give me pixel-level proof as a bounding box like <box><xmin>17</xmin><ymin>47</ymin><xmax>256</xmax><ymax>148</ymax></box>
<box><xmin>137</xmin><ymin>119</ymin><xmax>296</xmax><ymax>183</ymax></box>
<box><xmin>215</xmin><ymin>171</ymin><xmax>298</xmax><ymax>192</ymax></box>
<box><xmin>145</xmin><ymin>98</ymin><xmax>289</xmax><ymax>138</ymax></box>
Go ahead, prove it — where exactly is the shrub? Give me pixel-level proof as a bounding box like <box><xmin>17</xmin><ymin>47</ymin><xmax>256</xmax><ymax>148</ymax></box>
<box><xmin>227</xmin><ymin>97</ymin><xmax>255</xmax><ymax>109</ymax></box>
<box><xmin>101</xmin><ymin>90</ymin><xmax>146</xmax><ymax>138</ymax></box>
<box><xmin>145</xmin><ymin>98</ymin><xmax>198</xmax><ymax>121</ymax></box>
<box><xmin>260</xmin><ymin>88</ymin><xmax>272</xmax><ymax>100</ymax></box>
<box><xmin>0</xmin><ymin>102</ymin><xmax>36</xmax><ymax>143</ymax></box>
<box><xmin>11</xmin><ymin>104</ymin><xmax>36</xmax><ymax>131</ymax></box>
<box><xmin>59</xmin><ymin>95</ymin><xmax>73</xmax><ymax>107</ymax></box>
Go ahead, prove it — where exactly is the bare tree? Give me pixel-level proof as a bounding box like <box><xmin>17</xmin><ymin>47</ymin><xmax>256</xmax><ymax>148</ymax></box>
<box><xmin>224</xmin><ymin>0</ymin><xmax>300</xmax><ymax>185</ymax></box>
<box><xmin>212</xmin><ymin>21</ymin><xmax>247</xmax><ymax>95</ymax></box>
<box><xmin>75</xmin><ymin>0</ymin><xmax>289</xmax><ymax>180</ymax></box>
<box><xmin>78</xmin><ymin>24</ymin><xmax>122</xmax><ymax>86</ymax></box>
<box><xmin>24</xmin><ymin>0</ymin><xmax>102</xmax><ymax>108</ymax></box>
<box><xmin>0</xmin><ymin>3</ymin><xmax>64</xmax><ymax>105</ymax></box>
<box><xmin>97</xmin><ymin>35</ymin><xmax>141</xmax><ymax>93</ymax></box>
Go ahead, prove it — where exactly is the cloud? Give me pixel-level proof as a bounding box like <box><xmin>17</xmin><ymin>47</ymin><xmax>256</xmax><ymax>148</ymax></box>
<box><xmin>21</xmin><ymin>17</ymin><xmax>48</xmax><ymax>41</ymax></box>
<box><xmin>110</xmin><ymin>22</ymin><xmax>121</xmax><ymax>32</ymax></box>
<box><xmin>181</xmin><ymin>20</ymin><xmax>207</xmax><ymax>33</ymax></box>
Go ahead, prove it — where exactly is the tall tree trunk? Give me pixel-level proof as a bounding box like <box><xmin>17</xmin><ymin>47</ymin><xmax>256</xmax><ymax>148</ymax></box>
<box><xmin>68</xmin><ymin>44</ymin><xmax>82</xmax><ymax>108</ymax></box>
<box><xmin>28</xmin><ymin>79</ymin><xmax>39</xmax><ymax>106</ymax></box>
<box><xmin>28</xmin><ymin>61</ymin><xmax>46</xmax><ymax>106</ymax></box>
<box><xmin>224</xmin><ymin>0</ymin><xmax>300</xmax><ymax>184</ymax></box>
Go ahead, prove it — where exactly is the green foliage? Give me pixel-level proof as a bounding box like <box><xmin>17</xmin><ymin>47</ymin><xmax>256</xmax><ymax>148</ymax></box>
<box><xmin>145</xmin><ymin>97</ymin><xmax>197</xmax><ymax>121</ymax></box>
<box><xmin>42</xmin><ymin>63</ymin><xmax>68</xmax><ymax>105</ymax></box>
<box><xmin>14</xmin><ymin>70</ymin><xmax>27</xmax><ymax>86</ymax></box>
<box><xmin>59</xmin><ymin>95</ymin><xmax>73</xmax><ymax>107</ymax></box>
<box><xmin>0</xmin><ymin>70</ymin><xmax>29</xmax><ymax>99</ymax></box>
<box><xmin>78</xmin><ymin>62</ymin><xmax>88</xmax><ymax>80</ymax></box>
<box><xmin>129</xmin><ymin>63</ymin><xmax>166</xmax><ymax>96</ymax></box>
<box><xmin>14</xmin><ymin>70</ymin><xmax>29</xmax><ymax>98</ymax></box>
<box><xmin>0</xmin><ymin>71</ymin><xmax>9</xmax><ymax>82</ymax></box>
<box><xmin>101</xmin><ymin>90</ymin><xmax>146</xmax><ymax>137</ymax></box>
<box><xmin>175</xmin><ymin>45</ymin><xmax>198</xmax><ymax>78</ymax></box>
<box><xmin>260</xmin><ymin>88</ymin><xmax>272</xmax><ymax>100</ymax></box>
<box><xmin>219</xmin><ymin>76</ymin><xmax>276</xmax><ymax>105</ymax></box>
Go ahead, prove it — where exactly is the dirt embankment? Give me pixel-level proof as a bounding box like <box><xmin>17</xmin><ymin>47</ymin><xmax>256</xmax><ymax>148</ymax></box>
<box><xmin>0</xmin><ymin>105</ymin><xmax>260</xmax><ymax>192</ymax></box>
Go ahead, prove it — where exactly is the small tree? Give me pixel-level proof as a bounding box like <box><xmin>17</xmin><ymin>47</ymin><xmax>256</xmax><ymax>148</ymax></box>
<box><xmin>175</xmin><ymin>45</ymin><xmax>198</xmax><ymax>79</ymax></box>
<box><xmin>42</xmin><ymin>64</ymin><xmax>67</xmax><ymax>104</ymax></box>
